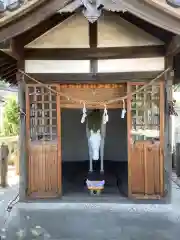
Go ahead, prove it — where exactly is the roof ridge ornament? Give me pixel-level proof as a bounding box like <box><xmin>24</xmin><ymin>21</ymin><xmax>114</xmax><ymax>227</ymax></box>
<box><xmin>58</xmin><ymin>0</ymin><xmax>128</xmax><ymax>22</ymax></box>
<box><xmin>81</xmin><ymin>0</ymin><xmax>103</xmax><ymax>23</ymax></box>
<box><xmin>81</xmin><ymin>0</ymin><xmax>127</xmax><ymax>22</ymax></box>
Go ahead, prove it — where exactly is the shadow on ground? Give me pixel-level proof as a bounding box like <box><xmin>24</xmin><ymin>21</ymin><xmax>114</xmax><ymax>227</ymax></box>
<box><xmin>1</xmin><ymin>180</ymin><xmax>180</xmax><ymax>239</ymax></box>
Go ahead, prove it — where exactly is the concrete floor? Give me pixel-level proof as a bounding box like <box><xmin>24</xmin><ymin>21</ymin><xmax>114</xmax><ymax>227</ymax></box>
<box><xmin>0</xmin><ymin>181</ymin><xmax>180</xmax><ymax>240</ymax></box>
<box><xmin>1</xmin><ymin>168</ymin><xmax>180</xmax><ymax>240</ymax></box>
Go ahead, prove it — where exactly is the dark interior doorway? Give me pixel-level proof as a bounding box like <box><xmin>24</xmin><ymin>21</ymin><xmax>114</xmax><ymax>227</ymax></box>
<box><xmin>61</xmin><ymin>108</ymin><xmax>128</xmax><ymax>198</ymax></box>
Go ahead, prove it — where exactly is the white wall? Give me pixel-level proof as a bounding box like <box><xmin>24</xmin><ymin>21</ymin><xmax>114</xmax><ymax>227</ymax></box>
<box><xmin>25</xmin><ymin>58</ymin><xmax>165</xmax><ymax>73</ymax></box>
<box><xmin>98</xmin><ymin>58</ymin><xmax>164</xmax><ymax>72</ymax></box>
<box><xmin>25</xmin><ymin>60</ymin><xmax>90</xmax><ymax>73</ymax></box>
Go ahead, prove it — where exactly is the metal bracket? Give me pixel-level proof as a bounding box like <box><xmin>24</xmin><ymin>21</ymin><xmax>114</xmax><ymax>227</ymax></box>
<box><xmin>20</xmin><ymin>109</ymin><xmax>26</xmax><ymax>118</ymax></box>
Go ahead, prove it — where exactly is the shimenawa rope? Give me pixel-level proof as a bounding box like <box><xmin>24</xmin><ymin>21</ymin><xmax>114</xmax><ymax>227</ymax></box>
<box><xmin>18</xmin><ymin>68</ymin><xmax>170</xmax><ymax>107</ymax></box>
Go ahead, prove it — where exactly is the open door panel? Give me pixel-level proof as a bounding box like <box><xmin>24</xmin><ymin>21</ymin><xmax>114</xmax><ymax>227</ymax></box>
<box><xmin>127</xmin><ymin>82</ymin><xmax>164</xmax><ymax>199</ymax></box>
<box><xmin>26</xmin><ymin>84</ymin><xmax>62</xmax><ymax>199</ymax></box>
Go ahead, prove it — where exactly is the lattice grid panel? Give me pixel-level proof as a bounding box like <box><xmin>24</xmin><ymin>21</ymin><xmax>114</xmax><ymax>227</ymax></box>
<box><xmin>28</xmin><ymin>85</ymin><xmax>57</xmax><ymax>141</ymax></box>
<box><xmin>131</xmin><ymin>84</ymin><xmax>160</xmax><ymax>141</ymax></box>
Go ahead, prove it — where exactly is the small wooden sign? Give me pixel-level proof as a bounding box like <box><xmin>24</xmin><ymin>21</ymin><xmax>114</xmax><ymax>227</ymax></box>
<box><xmin>60</xmin><ymin>84</ymin><xmax>123</xmax><ymax>89</ymax></box>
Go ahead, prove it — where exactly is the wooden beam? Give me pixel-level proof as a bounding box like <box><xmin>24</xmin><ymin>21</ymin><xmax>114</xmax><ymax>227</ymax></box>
<box><xmin>167</xmin><ymin>35</ymin><xmax>180</xmax><ymax>56</ymax></box>
<box><xmin>89</xmin><ymin>22</ymin><xmax>97</xmax><ymax>48</ymax></box>
<box><xmin>1</xmin><ymin>13</ymin><xmax>72</xmax><ymax>60</ymax></box>
<box><xmin>4</xmin><ymin>13</ymin><xmax>72</xmax><ymax>59</ymax></box>
<box><xmin>89</xmin><ymin>22</ymin><xmax>97</xmax><ymax>73</ymax></box>
<box><xmin>25</xmin><ymin>71</ymin><xmax>161</xmax><ymax>83</ymax></box>
<box><xmin>24</xmin><ymin>46</ymin><xmax>165</xmax><ymax>60</ymax></box>
<box><xmin>15</xmin><ymin>13</ymin><xmax>72</xmax><ymax>46</ymax></box>
<box><xmin>118</xmin><ymin>12</ymin><xmax>174</xmax><ymax>44</ymax></box>
<box><xmin>0</xmin><ymin>0</ymin><xmax>71</xmax><ymax>42</ymax></box>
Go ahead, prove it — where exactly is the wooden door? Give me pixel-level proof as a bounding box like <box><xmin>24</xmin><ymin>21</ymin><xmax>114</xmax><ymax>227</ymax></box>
<box><xmin>26</xmin><ymin>84</ymin><xmax>62</xmax><ymax>199</ymax></box>
<box><xmin>127</xmin><ymin>82</ymin><xmax>164</xmax><ymax>199</ymax></box>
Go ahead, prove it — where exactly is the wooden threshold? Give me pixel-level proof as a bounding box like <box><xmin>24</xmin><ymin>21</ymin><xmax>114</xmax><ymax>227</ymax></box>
<box><xmin>131</xmin><ymin>194</ymin><xmax>162</xmax><ymax>200</ymax></box>
<box><xmin>27</xmin><ymin>192</ymin><xmax>60</xmax><ymax>199</ymax></box>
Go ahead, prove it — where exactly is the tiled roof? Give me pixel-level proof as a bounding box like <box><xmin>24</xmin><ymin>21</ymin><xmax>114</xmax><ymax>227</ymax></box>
<box><xmin>145</xmin><ymin>0</ymin><xmax>180</xmax><ymax>19</ymax></box>
<box><xmin>0</xmin><ymin>0</ymin><xmax>47</xmax><ymax>26</ymax></box>
<box><xmin>0</xmin><ymin>0</ymin><xmax>180</xmax><ymax>28</ymax></box>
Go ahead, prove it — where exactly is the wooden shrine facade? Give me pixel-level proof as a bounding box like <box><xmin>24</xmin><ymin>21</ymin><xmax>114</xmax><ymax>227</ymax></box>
<box><xmin>24</xmin><ymin>80</ymin><xmax>165</xmax><ymax>200</ymax></box>
<box><xmin>0</xmin><ymin>0</ymin><xmax>179</xmax><ymax>202</ymax></box>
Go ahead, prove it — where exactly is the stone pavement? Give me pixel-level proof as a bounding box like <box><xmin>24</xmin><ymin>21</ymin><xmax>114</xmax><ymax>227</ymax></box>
<box><xmin>0</xmin><ymin>181</ymin><xmax>180</xmax><ymax>240</ymax></box>
<box><xmin>1</xmin><ymin>174</ymin><xmax>180</xmax><ymax>240</ymax></box>
<box><xmin>0</xmin><ymin>166</ymin><xmax>19</xmax><ymax>232</ymax></box>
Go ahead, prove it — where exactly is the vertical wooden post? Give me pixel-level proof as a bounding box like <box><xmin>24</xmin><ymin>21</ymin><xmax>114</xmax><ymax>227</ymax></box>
<box><xmin>0</xmin><ymin>143</ymin><xmax>9</xmax><ymax>188</ymax></box>
<box><xmin>18</xmin><ymin>78</ymin><xmax>27</xmax><ymax>200</ymax></box>
<box><xmin>160</xmin><ymin>80</ymin><xmax>165</xmax><ymax>196</ymax></box>
<box><xmin>56</xmin><ymin>85</ymin><xmax>62</xmax><ymax>196</ymax></box>
<box><xmin>89</xmin><ymin>22</ymin><xmax>98</xmax><ymax>74</ymax></box>
<box><xmin>11</xmin><ymin>38</ymin><xmax>27</xmax><ymax>201</ymax></box>
<box><xmin>127</xmin><ymin>82</ymin><xmax>132</xmax><ymax>197</ymax></box>
<box><xmin>164</xmin><ymin>56</ymin><xmax>173</xmax><ymax>201</ymax></box>
<box><xmin>176</xmin><ymin>143</ymin><xmax>180</xmax><ymax>177</ymax></box>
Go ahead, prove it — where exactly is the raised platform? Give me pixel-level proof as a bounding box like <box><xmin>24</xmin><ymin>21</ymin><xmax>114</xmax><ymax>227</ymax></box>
<box><xmin>62</xmin><ymin>161</ymin><xmax>128</xmax><ymax>197</ymax></box>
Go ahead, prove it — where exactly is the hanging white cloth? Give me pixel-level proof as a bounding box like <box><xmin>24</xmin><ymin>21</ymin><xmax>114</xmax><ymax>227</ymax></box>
<box><xmin>121</xmin><ymin>100</ymin><xmax>126</xmax><ymax>119</ymax></box>
<box><xmin>103</xmin><ymin>105</ymin><xmax>108</xmax><ymax>124</ymax></box>
<box><xmin>81</xmin><ymin>103</ymin><xmax>87</xmax><ymax>123</ymax></box>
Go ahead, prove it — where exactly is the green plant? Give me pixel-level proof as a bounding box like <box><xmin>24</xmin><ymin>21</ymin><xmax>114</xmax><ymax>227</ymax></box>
<box><xmin>3</xmin><ymin>96</ymin><xmax>19</xmax><ymax>136</ymax></box>
<box><xmin>0</xmin><ymin>79</ymin><xmax>10</xmax><ymax>87</ymax></box>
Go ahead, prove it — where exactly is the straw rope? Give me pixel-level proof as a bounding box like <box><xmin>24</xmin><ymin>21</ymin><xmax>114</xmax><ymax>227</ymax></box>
<box><xmin>19</xmin><ymin>68</ymin><xmax>170</xmax><ymax>107</ymax></box>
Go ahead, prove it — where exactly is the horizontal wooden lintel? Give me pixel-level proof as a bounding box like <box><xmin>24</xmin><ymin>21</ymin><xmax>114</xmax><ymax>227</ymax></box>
<box><xmin>25</xmin><ymin>71</ymin><xmax>161</xmax><ymax>83</ymax></box>
<box><xmin>24</xmin><ymin>46</ymin><xmax>165</xmax><ymax>60</ymax></box>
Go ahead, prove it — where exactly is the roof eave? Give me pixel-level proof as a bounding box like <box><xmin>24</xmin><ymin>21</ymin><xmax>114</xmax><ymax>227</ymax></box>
<box><xmin>0</xmin><ymin>0</ymin><xmax>71</xmax><ymax>43</ymax></box>
<box><xmin>0</xmin><ymin>0</ymin><xmax>48</xmax><ymax>28</ymax></box>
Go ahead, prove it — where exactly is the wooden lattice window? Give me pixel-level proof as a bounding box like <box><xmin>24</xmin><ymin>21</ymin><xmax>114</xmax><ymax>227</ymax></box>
<box><xmin>28</xmin><ymin>85</ymin><xmax>57</xmax><ymax>141</ymax></box>
<box><xmin>131</xmin><ymin>83</ymin><xmax>160</xmax><ymax>141</ymax></box>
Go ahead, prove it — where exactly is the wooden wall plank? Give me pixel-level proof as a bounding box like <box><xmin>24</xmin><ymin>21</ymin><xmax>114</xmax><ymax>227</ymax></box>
<box><xmin>28</xmin><ymin>143</ymin><xmax>59</xmax><ymax>199</ymax></box>
<box><xmin>154</xmin><ymin>147</ymin><xmax>161</xmax><ymax>194</ymax></box>
<box><xmin>145</xmin><ymin>144</ymin><xmax>158</xmax><ymax>195</ymax></box>
<box><xmin>130</xmin><ymin>144</ymin><xmax>145</xmax><ymax>194</ymax></box>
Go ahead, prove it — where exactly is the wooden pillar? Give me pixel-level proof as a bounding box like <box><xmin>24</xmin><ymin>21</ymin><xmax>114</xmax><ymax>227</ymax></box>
<box><xmin>164</xmin><ymin>56</ymin><xmax>173</xmax><ymax>202</ymax></box>
<box><xmin>56</xmin><ymin>85</ymin><xmax>62</xmax><ymax>196</ymax></box>
<box><xmin>18</xmin><ymin>77</ymin><xmax>27</xmax><ymax>201</ymax></box>
<box><xmin>89</xmin><ymin>22</ymin><xmax>98</xmax><ymax>74</ymax></box>
<box><xmin>0</xmin><ymin>143</ymin><xmax>9</xmax><ymax>187</ymax></box>
<box><xmin>127</xmin><ymin>82</ymin><xmax>132</xmax><ymax>197</ymax></box>
<box><xmin>11</xmin><ymin>38</ymin><xmax>27</xmax><ymax>201</ymax></box>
